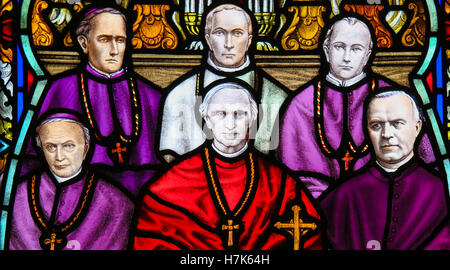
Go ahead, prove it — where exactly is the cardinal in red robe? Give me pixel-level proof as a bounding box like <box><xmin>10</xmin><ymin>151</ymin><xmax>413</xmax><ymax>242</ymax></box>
<box><xmin>132</xmin><ymin>81</ymin><xmax>323</xmax><ymax>250</ymax></box>
<box><xmin>133</xmin><ymin>145</ymin><xmax>322</xmax><ymax>250</ymax></box>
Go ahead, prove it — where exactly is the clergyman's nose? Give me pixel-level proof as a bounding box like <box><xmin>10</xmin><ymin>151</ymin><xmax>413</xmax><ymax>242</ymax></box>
<box><xmin>343</xmin><ymin>48</ymin><xmax>351</xmax><ymax>62</ymax></box>
<box><xmin>55</xmin><ymin>146</ymin><xmax>65</xmax><ymax>161</ymax></box>
<box><xmin>381</xmin><ymin>124</ymin><xmax>394</xmax><ymax>139</ymax></box>
<box><xmin>224</xmin><ymin>34</ymin><xmax>234</xmax><ymax>49</ymax></box>
<box><xmin>225</xmin><ymin>114</ymin><xmax>235</xmax><ymax>129</ymax></box>
<box><xmin>110</xmin><ymin>40</ymin><xmax>119</xmax><ymax>56</ymax></box>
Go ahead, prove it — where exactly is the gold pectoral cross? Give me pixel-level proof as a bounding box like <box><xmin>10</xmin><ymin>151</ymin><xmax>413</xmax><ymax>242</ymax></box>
<box><xmin>111</xmin><ymin>142</ymin><xmax>127</xmax><ymax>164</ymax></box>
<box><xmin>341</xmin><ymin>150</ymin><xmax>353</xmax><ymax>171</ymax></box>
<box><xmin>274</xmin><ymin>205</ymin><xmax>317</xmax><ymax>250</ymax></box>
<box><xmin>44</xmin><ymin>233</ymin><xmax>63</xmax><ymax>251</ymax></box>
<box><xmin>221</xmin><ymin>220</ymin><xmax>240</xmax><ymax>247</ymax></box>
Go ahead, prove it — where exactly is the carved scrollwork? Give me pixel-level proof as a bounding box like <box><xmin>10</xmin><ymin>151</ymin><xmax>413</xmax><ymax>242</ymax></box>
<box><xmin>132</xmin><ymin>4</ymin><xmax>178</xmax><ymax>50</ymax></box>
<box><xmin>344</xmin><ymin>4</ymin><xmax>393</xmax><ymax>48</ymax></box>
<box><xmin>0</xmin><ymin>45</ymin><xmax>11</xmax><ymax>64</ymax></box>
<box><xmin>281</xmin><ymin>5</ymin><xmax>326</xmax><ymax>50</ymax></box>
<box><xmin>31</xmin><ymin>0</ymin><xmax>54</xmax><ymax>46</ymax></box>
<box><xmin>401</xmin><ymin>0</ymin><xmax>426</xmax><ymax>47</ymax></box>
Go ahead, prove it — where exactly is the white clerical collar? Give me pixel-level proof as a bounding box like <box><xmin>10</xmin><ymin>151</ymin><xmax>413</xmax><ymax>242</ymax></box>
<box><xmin>326</xmin><ymin>72</ymin><xmax>366</xmax><ymax>87</ymax></box>
<box><xmin>88</xmin><ymin>63</ymin><xmax>125</xmax><ymax>79</ymax></box>
<box><xmin>51</xmin><ymin>167</ymin><xmax>83</xmax><ymax>184</ymax></box>
<box><xmin>376</xmin><ymin>155</ymin><xmax>414</xmax><ymax>173</ymax></box>
<box><xmin>376</xmin><ymin>161</ymin><xmax>398</xmax><ymax>173</ymax></box>
<box><xmin>207</xmin><ymin>53</ymin><xmax>250</xmax><ymax>73</ymax></box>
<box><xmin>212</xmin><ymin>143</ymin><xmax>248</xmax><ymax>158</ymax></box>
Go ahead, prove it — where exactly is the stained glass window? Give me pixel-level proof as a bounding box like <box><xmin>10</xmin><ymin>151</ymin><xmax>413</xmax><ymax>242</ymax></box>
<box><xmin>0</xmin><ymin>0</ymin><xmax>448</xmax><ymax>251</ymax></box>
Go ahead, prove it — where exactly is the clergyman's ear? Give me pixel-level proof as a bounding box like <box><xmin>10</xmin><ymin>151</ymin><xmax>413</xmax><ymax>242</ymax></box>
<box><xmin>83</xmin><ymin>144</ymin><xmax>89</xmax><ymax>160</ymax></box>
<box><xmin>205</xmin><ymin>34</ymin><xmax>212</xmax><ymax>50</ymax></box>
<box><xmin>203</xmin><ymin>116</ymin><xmax>215</xmax><ymax>140</ymax></box>
<box><xmin>204</xmin><ymin>115</ymin><xmax>212</xmax><ymax>130</ymax></box>
<box><xmin>415</xmin><ymin>120</ymin><xmax>422</xmax><ymax>136</ymax></box>
<box><xmin>323</xmin><ymin>45</ymin><xmax>330</xmax><ymax>62</ymax></box>
<box><xmin>363</xmin><ymin>48</ymin><xmax>372</xmax><ymax>67</ymax></box>
<box><xmin>77</xmin><ymin>35</ymin><xmax>89</xmax><ymax>54</ymax></box>
<box><xmin>247</xmin><ymin>34</ymin><xmax>253</xmax><ymax>50</ymax></box>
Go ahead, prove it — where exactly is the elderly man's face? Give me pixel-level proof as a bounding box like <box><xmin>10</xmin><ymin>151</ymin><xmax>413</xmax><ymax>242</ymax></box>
<box><xmin>204</xmin><ymin>89</ymin><xmax>254</xmax><ymax>154</ymax></box>
<box><xmin>78</xmin><ymin>12</ymin><xmax>126</xmax><ymax>74</ymax></box>
<box><xmin>367</xmin><ymin>94</ymin><xmax>422</xmax><ymax>169</ymax></box>
<box><xmin>39</xmin><ymin>121</ymin><xmax>88</xmax><ymax>178</ymax></box>
<box><xmin>205</xmin><ymin>9</ymin><xmax>252</xmax><ymax>68</ymax></box>
<box><xmin>324</xmin><ymin>20</ymin><xmax>372</xmax><ymax>81</ymax></box>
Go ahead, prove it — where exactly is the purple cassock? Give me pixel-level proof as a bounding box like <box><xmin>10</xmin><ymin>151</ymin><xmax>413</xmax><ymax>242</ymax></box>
<box><xmin>22</xmin><ymin>65</ymin><xmax>162</xmax><ymax>196</ymax></box>
<box><xmin>276</xmin><ymin>76</ymin><xmax>436</xmax><ymax>198</ymax></box>
<box><xmin>9</xmin><ymin>170</ymin><xmax>134</xmax><ymax>250</ymax></box>
<box><xmin>320</xmin><ymin>160</ymin><xmax>449</xmax><ymax>250</ymax></box>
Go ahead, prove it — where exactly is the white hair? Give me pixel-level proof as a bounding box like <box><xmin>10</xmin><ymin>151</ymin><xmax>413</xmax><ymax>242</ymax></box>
<box><xmin>35</xmin><ymin>118</ymin><xmax>91</xmax><ymax>148</ymax></box>
<box><xmin>371</xmin><ymin>90</ymin><xmax>422</xmax><ymax>122</ymax></box>
<box><xmin>199</xmin><ymin>82</ymin><xmax>258</xmax><ymax>123</ymax></box>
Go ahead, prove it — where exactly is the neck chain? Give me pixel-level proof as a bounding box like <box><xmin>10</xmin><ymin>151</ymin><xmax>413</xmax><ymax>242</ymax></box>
<box><xmin>314</xmin><ymin>80</ymin><xmax>374</xmax><ymax>173</ymax></box>
<box><xmin>202</xmin><ymin>147</ymin><xmax>257</xmax><ymax>249</ymax></box>
<box><xmin>30</xmin><ymin>173</ymin><xmax>96</xmax><ymax>250</ymax></box>
<box><xmin>80</xmin><ymin>72</ymin><xmax>141</xmax><ymax>164</ymax></box>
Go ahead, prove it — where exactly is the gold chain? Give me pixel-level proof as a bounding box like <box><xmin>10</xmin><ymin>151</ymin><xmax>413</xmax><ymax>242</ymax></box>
<box><xmin>203</xmin><ymin>147</ymin><xmax>255</xmax><ymax>217</ymax></box>
<box><xmin>31</xmin><ymin>173</ymin><xmax>95</xmax><ymax>233</ymax></box>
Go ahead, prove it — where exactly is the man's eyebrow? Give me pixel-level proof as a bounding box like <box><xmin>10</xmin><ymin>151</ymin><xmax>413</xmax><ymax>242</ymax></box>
<box><xmin>389</xmin><ymin>118</ymin><xmax>406</xmax><ymax>122</ymax></box>
<box><xmin>97</xmin><ymin>34</ymin><xmax>126</xmax><ymax>38</ymax></box>
<box><xmin>331</xmin><ymin>41</ymin><xmax>365</xmax><ymax>47</ymax></box>
<box><xmin>368</xmin><ymin>118</ymin><xmax>406</xmax><ymax>123</ymax></box>
<box><xmin>44</xmin><ymin>140</ymin><xmax>74</xmax><ymax>145</ymax></box>
<box><xmin>212</xmin><ymin>27</ymin><xmax>225</xmax><ymax>32</ymax></box>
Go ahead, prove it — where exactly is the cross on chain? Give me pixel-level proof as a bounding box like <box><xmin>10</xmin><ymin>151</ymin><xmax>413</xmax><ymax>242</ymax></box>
<box><xmin>221</xmin><ymin>220</ymin><xmax>239</xmax><ymax>247</ymax></box>
<box><xmin>44</xmin><ymin>233</ymin><xmax>63</xmax><ymax>251</ymax></box>
<box><xmin>341</xmin><ymin>150</ymin><xmax>354</xmax><ymax>171</ymax></box>
<box><xmin>274</xmin><ymin>205</ymin><xmax>317</xmax><ymax>250</ymax></box>
<box><xmin>111</xmin><ymin>142</ymin><xmax>127</xmax><ymax>164</ymax></box>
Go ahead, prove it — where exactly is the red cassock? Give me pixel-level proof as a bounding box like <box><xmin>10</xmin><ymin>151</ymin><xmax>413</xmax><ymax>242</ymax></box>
<box><xmin>133</xmin><ymin>146</ymin><xmax>323</xmax><ymax>250</ymax></box>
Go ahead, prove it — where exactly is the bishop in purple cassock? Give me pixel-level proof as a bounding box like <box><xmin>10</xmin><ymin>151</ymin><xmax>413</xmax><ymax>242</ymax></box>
<box><xmin>319</xmin><ymin>90</ymin><xmax>449</xmax><ymax>250</ymax></box>
<box><xmin>20</xmin><ymin>7</ymin><xmax>162</xmax><ymax>196</ymax></box>
<box><xmin>10</xmin><ymin>112</ymin><xmax>134</xmax><ymax>250</ymax></box>
<box><xmin>9</xmin><ymin>170</ymin><xmax>134</xmax><ymax>250</ymax></box>
<box><xmin>320</xmin><ymin>160</ymin><xmax>448</xmax><ymax>250</ymax></box>
<box><xmin>276</xmin><ymin>16</ymin><xmax>436</xmax><ymax>198</ymax></box>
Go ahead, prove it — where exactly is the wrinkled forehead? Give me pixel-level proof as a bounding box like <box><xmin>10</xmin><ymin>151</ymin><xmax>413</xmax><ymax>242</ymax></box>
<box><xmin>368</xmin><ymin>94</ymin><xmax>415</xmax><ymax>120</ymax></box>
<box><xmin>39</xmin><ymin>120</ymin><xmax>85</xmax><ymax>139</ymax></box>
